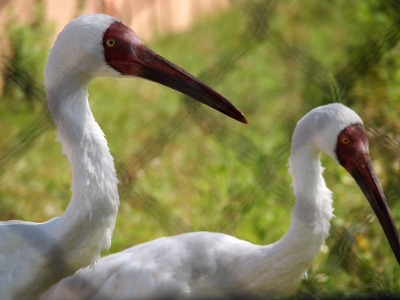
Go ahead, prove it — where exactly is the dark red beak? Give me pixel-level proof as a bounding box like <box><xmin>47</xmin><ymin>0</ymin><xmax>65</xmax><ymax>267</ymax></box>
<box><xmin>103</xmin><ymin>22</ymin><xmax>247</xmax><ymax>124</ymax></box>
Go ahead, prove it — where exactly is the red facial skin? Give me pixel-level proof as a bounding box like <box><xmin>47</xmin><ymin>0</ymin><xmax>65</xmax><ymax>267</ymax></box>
<box><xmin>102</xmin><ymin>22</ymin><xmax>247</xmax><ymax>124</ymax></box>
<box><xmin>336</xmin><ymin>124</ymin><xmax>400</xmax><ymax>264</ymax></box>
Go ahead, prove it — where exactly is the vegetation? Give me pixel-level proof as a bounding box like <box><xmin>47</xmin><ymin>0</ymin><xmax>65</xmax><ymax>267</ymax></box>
<box><xmin>0</xmin><ymin>0</ymin><xmax>400</xmax><ymax>298</ymax></box>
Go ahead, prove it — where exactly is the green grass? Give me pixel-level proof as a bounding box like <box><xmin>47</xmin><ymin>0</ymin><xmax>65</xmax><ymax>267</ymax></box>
<box><xmin>1</xmin><ymin>0</ymin><xmax>400</xmax><ymax>298</ymax></box>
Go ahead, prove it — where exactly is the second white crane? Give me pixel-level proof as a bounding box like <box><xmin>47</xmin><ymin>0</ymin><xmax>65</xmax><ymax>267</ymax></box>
<box><xmin>42</xmin><ymin>103</ymin><xmax>400</xmax><ymax>299</ymax></box>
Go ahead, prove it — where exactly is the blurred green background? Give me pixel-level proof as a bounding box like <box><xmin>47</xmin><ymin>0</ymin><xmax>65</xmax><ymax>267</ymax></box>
<box><xmin>1</xmin><ymin>0</ymin><xmax>400</xmax><ymax>298</ymax></box>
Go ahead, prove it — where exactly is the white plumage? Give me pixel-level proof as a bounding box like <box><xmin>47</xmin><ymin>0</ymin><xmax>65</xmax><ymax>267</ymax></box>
<box><xmin>42</xmin><ymin>103</ymin><xmax>400</xmax><ymax>299</ymax></box>
<box><xmin>0</xmin><ymin>13</ymin><xmax>245</xmax><ymax>300</ymax></box>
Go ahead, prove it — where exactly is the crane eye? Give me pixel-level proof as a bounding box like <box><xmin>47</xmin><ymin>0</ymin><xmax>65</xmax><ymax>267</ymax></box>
<box><xmin>105</xmin><ymin>38</ymin><xmax>116</xmax><ymax>47</ymax></box>
<box><xmin>341</xmin><ymin>137</ymin><xmax>350</xmax><ymax>145</ymax></box>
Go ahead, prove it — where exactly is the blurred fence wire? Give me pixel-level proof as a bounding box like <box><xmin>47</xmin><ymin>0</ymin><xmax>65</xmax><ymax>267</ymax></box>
<box><xmin>1</xmin><ymin>0</ymin><xmax>400</xmax><ymax>298</ymax></box>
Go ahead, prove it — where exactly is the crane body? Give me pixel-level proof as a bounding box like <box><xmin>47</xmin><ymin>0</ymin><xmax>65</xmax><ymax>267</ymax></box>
<box><xmin>42</xmin><ymin>229</ymin><xmax>326</xmax><ymax>299</ymax></box>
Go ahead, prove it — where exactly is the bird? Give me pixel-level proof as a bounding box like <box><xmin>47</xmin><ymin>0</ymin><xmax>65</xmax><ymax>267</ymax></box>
<box><xmin>0</xmin><ymin>13</ymin><xmax>247</xmax><ymax>300</ymax></box>
<box><xmin>42</xmin><ymin>103</ymin><xmax>400</xmax><ymax>300</ymax></box>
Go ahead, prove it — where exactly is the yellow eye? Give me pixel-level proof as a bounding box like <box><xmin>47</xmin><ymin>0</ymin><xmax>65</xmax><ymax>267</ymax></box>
<box><xmin>106</xmin><ymin>38</ymin><xmax>116</xmax><ymax>47</ymax></box>
<box><xmin>341</xmin><ymin>137</ymin><xmax>350</xmax><ymax>145</ymax></box>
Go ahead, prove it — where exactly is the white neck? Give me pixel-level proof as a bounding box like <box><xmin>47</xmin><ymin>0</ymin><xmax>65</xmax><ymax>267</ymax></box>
<box><xmin>288</xmin><ymin>145</ymin><xmax>333</xmax><ymax>238</ymax></box>
<box><xmin>45</xmin><ymin>78</ymin><xmax>119</xmax><ymax>274</ymax></box>
<box><xmin>246</xmin><ymin>144</ymin><xmax>334</xmax><ymax>295</ymax></box>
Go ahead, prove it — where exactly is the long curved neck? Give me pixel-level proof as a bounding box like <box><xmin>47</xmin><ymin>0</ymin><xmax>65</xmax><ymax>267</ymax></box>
<box><xmin>250</xmin><ymin>144</ymin><xmax>334</xmax><ymax>295</ymax></box>
<box><xmin>271</xmin><ymin>144</ymin><xmax>333</xmax><ymax>280</ymax></box>
<box><xmin>45</xmin><ymin>79</ymin><xmax>119</xmax><ymax>273</ymax></box>
<box><xmin>288</xmin><ymin>146</ymin><xmax>333</xmax><ymax>238</ymax></box>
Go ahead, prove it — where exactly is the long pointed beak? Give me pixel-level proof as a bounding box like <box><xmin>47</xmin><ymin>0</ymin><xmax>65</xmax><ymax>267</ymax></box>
<box><xmin>349</xmin><ymin>157</ymin><xmax>400</xmax><ymax>264</ymax></box>
<box><xmin>107</xmin><ymin>41</ymin><xmax>247</xmax><ymax>124</ymax></box>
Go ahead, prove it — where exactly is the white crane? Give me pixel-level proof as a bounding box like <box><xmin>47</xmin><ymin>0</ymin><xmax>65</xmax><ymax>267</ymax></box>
<box><xmin>42</xmin><ymin>103</ymin><xmax>400</xmax><ymax>300</ymax></box>
<box><xmin>0</xmin><ymin>14</ymin><xmax>247</xmax><ymax>300</ymax></box>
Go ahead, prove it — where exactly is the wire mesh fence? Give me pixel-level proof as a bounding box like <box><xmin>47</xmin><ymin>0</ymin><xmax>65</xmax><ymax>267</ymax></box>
<box><xmin>1</xmin><ymin>0</ymin><xmax>400</xmax><ymax>298</ymax></box>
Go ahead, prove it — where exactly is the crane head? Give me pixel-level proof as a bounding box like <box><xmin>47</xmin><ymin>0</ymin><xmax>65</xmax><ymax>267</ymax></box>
<box><xmin>45</xmin><ymin>14</ymin><xmax>247</xmax><ymax>124</ymax></box>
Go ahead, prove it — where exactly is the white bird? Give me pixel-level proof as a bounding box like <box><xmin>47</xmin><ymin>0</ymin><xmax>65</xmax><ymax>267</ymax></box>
<box><xmin>42</xmin><ymin>103</ymin><xmax>400</xmax><ymax>300</ymax></box>
<box><xmin>0</xmin><ymin>14</ymin><xmax>247</xmax><ymax>300</ymax></box>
